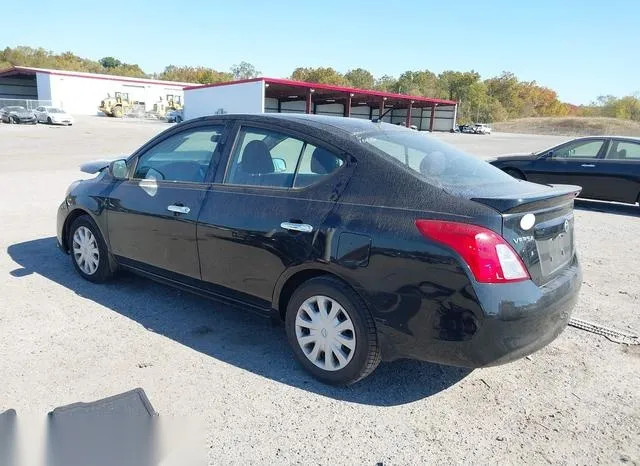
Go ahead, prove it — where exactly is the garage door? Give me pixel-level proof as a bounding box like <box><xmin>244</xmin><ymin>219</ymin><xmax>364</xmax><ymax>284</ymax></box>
<box><xmin>0</xmin><ymin>75</ymin><xmax>37</xmax><ymax>99</ymax></box>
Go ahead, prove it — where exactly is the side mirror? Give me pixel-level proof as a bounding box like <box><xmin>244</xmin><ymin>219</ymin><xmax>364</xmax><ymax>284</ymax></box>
<box><xmin>109</xmin><ymin>159</ymin><xmax>128</xmax><ymax>180</ymax></box>
<box><xmin>272</xmin><ymin>158</ymin><xmax>287</xmax><ymax>173</ymax></box>
<box><xmin>545</xmin><ymin>150</ymin><xmax>554</xmax><ymax>159</ymax></box>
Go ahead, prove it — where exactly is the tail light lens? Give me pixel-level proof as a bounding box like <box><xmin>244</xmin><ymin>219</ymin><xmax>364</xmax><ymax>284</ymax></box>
<box><xmin>416</xmin><ymin>219</ymin><xmax>529</xmax><ymax>283</ymax></box>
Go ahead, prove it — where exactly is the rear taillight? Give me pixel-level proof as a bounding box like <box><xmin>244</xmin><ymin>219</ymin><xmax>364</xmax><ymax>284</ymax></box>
<box><xmin>416</xmin><ymin>219</ymin><xmax>529</xmax><ymax>283</ymax></box>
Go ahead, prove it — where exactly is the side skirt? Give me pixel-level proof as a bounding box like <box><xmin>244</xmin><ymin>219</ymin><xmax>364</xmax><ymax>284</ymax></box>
<box><xmin>117</xmin><ymin>261</ymin><xmax>273</xmax><ymax>319</ymax></box>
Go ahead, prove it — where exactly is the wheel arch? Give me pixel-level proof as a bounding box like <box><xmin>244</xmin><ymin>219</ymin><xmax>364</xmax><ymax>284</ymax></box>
<box><xmin>273</xmin><ymin>265</ymin><xmax>368</xmax><ymax>321</ymax></box>
<box><xmin>61</xmin><ymin>207</ymin><xmax>108</xmax><ymax>252</ymax></box>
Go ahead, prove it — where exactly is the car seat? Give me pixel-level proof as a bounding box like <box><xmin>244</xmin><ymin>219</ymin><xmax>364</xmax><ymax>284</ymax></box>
<box><xmin>240</xmin><ymin>140</ymin><xmax>274</xmax><ymax>175</ymax></box>
<box><xmin>311</xmin><ymin>147</ymin><xmax>341</xmax><ymax>174</ymax></box>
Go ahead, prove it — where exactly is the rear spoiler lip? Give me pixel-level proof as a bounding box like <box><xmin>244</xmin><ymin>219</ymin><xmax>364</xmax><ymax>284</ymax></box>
<box><xmin>472</xmin><ymin>184</ymin><xmax>582</xmax><ymax>214</ymax></box>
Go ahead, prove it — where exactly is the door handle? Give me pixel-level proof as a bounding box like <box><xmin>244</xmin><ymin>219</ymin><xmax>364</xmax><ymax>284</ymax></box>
<box><xmin>167</xmin><ymin>204</ymin><xmax>190</xmax><ymax>214</ymax></box>
<box><xmin>581</xmin><ymin>164</ymin><xmax>596</xmax><ymax>168</ymax></box>
<box><xmin>280</xmin><ymin>222</ymin><xmax>313</xmax><ymax>233</ymax></box>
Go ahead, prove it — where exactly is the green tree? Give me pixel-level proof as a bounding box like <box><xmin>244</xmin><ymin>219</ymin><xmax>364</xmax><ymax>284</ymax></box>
<box><xmin>290</xmin><ymin>67</ymin><xmax>347</xmax><ymax>85</ymax></box>
<box><xmin>0</xmin><ymin>46</ymin><xmax>145</xmax><ymax>77</ymax></box>
<box><xmin>437</xmin><ymin>70</ymin><xmax>481</xmax><ymax>101</ymax></box>
<box><xmin>344</xmin><ymin>68</ymin><xmax>375</xmax><ymax>89</ymax></box>
<box><xmin>374</xmin><ymin>75</ymin><xmax>398</xmax><ymax>92</ymax></box>
<box><xmin>612</xmin><ymin>96</ymin><xmax>640</xmax><ymax>120</ymax></box>
<box><xmin>99</xmin><ymin>57</ymin><xmax>122</xmax><ymax>69</ymax></box>
<box><xmin>231</xmin><ymin>61</ymin><xmax>261</xmax><ymax>80</ymax></box>
<box><xmin>395</xmin><ymin>70</ymin><xmax>438</xmax><ymax>97</ymax></box>
<box><xmin>159</xmin><ymin>65</ymin><xmax>232</xmax><ymax>84</ymax></box>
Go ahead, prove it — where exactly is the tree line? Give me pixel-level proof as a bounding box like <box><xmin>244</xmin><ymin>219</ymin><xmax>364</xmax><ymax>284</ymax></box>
<box><xmin>2</xmin><ymin>46</ymin><xmax>638</xmax><ymax>123</ymax></box>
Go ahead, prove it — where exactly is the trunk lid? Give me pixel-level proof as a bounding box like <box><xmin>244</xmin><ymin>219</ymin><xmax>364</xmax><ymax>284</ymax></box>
<box><xmin>472</xmin><ymin>182</ymin><xmax>581</xmax><ymax>285</ymax></box>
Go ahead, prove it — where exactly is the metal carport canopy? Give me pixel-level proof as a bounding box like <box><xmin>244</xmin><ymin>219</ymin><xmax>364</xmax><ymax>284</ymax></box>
<box><xmin>185</xmin><ymin>77</ymin><xmax>458</xmax><ymax>129</ymax></box>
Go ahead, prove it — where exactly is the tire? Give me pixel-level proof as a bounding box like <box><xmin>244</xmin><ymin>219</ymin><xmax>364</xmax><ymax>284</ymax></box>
<box><xmin>504</xmin><ymin>168</ymin><xmax>525</xmax><ymax>180</ymax></box>
<box><xmin>176</xmin><ymin>115</ymin><xmax>183</xmax><ymax>123</ymax></box>
<box><xmin>47</xmin><ymin>117</ymin><xmax>52</xmax><ymax>124</ymax></box>
<box><xmin>67</xmin><ymin>215</ymin><xmax>114</xmax><ymax>283</ymax></box>
<box><xmin>285</xmin><ymin>276</ymin><xmax>381</xmax><ymax>385</ymax></box>
<box><xmin>113</xmin><ymin>106</ymin><xmax>124</xmax><ymax>118</ymax></box>
<box><xmin>9</xmin><ymin>116</ymin><xmax>15</xmax><ymax>124</ymax></box>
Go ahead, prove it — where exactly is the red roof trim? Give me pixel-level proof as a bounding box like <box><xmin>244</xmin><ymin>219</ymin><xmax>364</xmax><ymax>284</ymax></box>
<box><xmin>0</xmin><ymin>66</ymin><xmax>194</xmax><ymax>88</ymax></box>
<box><xmin>183</xmin><ymin>77</ymin><xmax>263</xmax><ymax>91</ymax></box>
<box><xmin>185</xmin><ymin>77</ymin><xmax>457</xmax><ymax>105</ymax></box>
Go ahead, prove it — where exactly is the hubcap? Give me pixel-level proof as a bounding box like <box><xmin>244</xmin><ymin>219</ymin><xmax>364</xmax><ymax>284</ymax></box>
<box><xmin>295</xmin><ymin>295</ymin><xmax>356</xmax><ymax>371</ymax></box>
<box><xmin>72</xmin><ymin>226</ymin><xmax>100</xmax><ymax>275</ymax></box>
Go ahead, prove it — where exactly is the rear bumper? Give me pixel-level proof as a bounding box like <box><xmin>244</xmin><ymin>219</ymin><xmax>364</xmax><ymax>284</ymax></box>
<box><xmin>378</xmin><ymin>257</ymin><xmax>581</xmax><ymax>367</ymax></box>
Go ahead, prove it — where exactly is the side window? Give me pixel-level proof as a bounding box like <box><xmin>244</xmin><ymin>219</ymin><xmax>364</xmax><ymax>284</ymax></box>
<box><xmin>225</xmin><ymin>127</ymin><xmax>302</xmax><ymax>188</ymax></box>
<box><xmin>606</xmin><ymin>141</ymin><xmax>640</xmax><ymax>160</ymax></box>
<box><xmin>553</xmin><ymin>140</ymin><xmax>604</xmax><ymax>159</ymax></box>
<box><xmin>133</xmin><ymin>126</ymin><xmax>223</xmax><ymax>183</ymax></box>
<box><xmin>224</xmin><ymin>127</ymin><xmax>343</xmax><ymax>188</ymax></box>
<box><xmin>294</xmin><ymin>144</ymin><xmax>344</xmax><ymax>188</ymax></box>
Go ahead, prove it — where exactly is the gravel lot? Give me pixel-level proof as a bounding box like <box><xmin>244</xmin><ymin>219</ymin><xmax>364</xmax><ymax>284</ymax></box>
<box><xmin>1</xmin><ymin>116</ymin><xmax>638</xmax><ymax>464</ymax></box>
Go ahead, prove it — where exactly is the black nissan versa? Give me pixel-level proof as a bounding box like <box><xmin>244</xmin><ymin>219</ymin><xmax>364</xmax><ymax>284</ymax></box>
<box><xmin>57</xmin><ymin>114</ymin><xmax>582</xmax><ymax>385</ymax></box>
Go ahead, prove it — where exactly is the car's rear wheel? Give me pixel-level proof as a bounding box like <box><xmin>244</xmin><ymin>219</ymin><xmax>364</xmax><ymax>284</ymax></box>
<box><xmin>47</xmin><ymin>117</ymin><xmax>52</xmax><ymax>124</ymax></box>
<box><xmin>68</xmin><ymin>215</ymin><xmax>113</xmax><ymax>283</ymax></box>
<box><xmin>504</xmin><ymin>168</ymin><xmax>525</xmax><ymax>180</ymax></box>
<box><xmin>285</xmin><ymin>276</ymin><xmax>381</xmax><ymax>385</ymax></box>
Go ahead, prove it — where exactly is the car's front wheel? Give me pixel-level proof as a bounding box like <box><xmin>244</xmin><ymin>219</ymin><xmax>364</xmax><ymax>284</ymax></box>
<box><xmin>285</xmin><ymin>276</ymin><xmax>381</xmax><ymax>385</ymax></box>
<box><xmin>68</xmin><ymin>215</ymin><xmax>114</xmax><ymax>283</ymax></box>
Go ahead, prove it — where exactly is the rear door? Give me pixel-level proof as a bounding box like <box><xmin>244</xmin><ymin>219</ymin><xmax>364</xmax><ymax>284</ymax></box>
<box><xmin>595</xmin><ymin>139</ymin><xmax>640</xmax><ymax>203</ymax></box>
<box><xmin>527</xmin><ymin>138</ymin><xmax>607</xmax><ymax>197</ymax></box>
<box><xmin>196</xmin><ymin>121</ymin><xmax>352</xmax><ymax>308</ymax></box>
<box><xmin>106</xmin><ymin>122</ymin><xmax>227</xmax><ymax>279</ymax></box>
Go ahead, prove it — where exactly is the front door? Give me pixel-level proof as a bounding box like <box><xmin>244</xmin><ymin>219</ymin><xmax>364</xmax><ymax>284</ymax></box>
<box><xmin>106</xmin><ymin>123</ymin><xmax>226</xmax><ymax>279</ymax></box>
<box><xmin>196</xmin><ymin>123</ymin><xmax>351</xmax><ymax>307</ymax></box>
<box><xmin>527</xmin><ymin>138</ymin><xmax>608</xmax><ymax>198</ymax></box>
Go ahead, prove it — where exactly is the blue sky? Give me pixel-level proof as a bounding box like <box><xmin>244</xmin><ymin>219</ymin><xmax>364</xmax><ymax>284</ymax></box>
<box><xmin>2</xmin><ymin>0</ymin><xmax>638</xmax><ymax>104</ymax></box>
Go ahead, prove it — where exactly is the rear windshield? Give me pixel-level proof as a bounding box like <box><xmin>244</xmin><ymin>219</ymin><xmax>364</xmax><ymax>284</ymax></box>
<box><xmin>360</xmin><ymin>129</ymin><xmax>515</xmax><ymax>193</ymax></box>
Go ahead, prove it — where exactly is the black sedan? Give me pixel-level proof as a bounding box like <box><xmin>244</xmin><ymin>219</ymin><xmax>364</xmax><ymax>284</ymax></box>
<box><xmin>0</xmin><ymin>106</ymin><xmax>37</xmax><ymax>124</ymax></box>
<box><xmin>489</xmin><ymin>136</ymin><xmax>640</xmax><ymax>205</ymax></box>
<box><xmin>57</xmin><ymin>114</ymin><xmax>582</xmax><ymax>385</ymax></box>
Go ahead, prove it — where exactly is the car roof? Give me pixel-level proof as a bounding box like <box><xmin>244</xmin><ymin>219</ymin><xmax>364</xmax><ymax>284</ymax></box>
<box><xmin>565</xmin><ymin>135</ymin><xmax>640</xmax><ymax>142</ymax></box>
<box><xmin>198</xmin><ymin>113</ymin><xmax>410</xmax><ymax>137</ymax></box>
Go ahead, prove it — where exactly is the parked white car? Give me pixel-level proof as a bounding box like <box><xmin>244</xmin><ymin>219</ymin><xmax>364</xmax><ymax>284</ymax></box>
<box><xmin>473</xmin><ymin>123</ymin><xmax>492</xmax><ymax>134</ymax></box>
<box><xmin>34</xmin><ymin>106</ymin><xmax>74</xmax><ymax>126</ymax></box>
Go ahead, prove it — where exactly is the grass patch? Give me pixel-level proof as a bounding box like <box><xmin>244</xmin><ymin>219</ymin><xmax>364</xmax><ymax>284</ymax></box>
<box><xmin>492</xmin><ymin>117</ymin><xmax>640</xmax><ymax>137</ymax></box>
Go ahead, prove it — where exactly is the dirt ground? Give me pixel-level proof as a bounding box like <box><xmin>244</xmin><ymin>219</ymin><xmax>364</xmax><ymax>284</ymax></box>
<box><xmin>0</xmin><ymin>117</ymin><xmax>638</xmax><ymax>465</ymax></box>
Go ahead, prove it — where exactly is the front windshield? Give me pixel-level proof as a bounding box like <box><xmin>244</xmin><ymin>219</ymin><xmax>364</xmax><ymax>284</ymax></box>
<box><xmin>7</xmin><ymin>106</ymin><xmax>25</xmax><ymax>111</ymax></box>
<box><xmin>360</xmin><ymin>129</ymin><xmax>515</xmax><ymax>190</ymax></box>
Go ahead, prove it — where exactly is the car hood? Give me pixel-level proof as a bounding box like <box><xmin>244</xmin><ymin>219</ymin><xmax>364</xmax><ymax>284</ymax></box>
<box><xmin>11</xmin><ymin>111</ymin><xmax>35</xmax><ymax>117</ymax></box>
<box><xmin>51</xmin><ymin>112</ymin><xmax>72</xmax><ymax>118</ymax></box>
